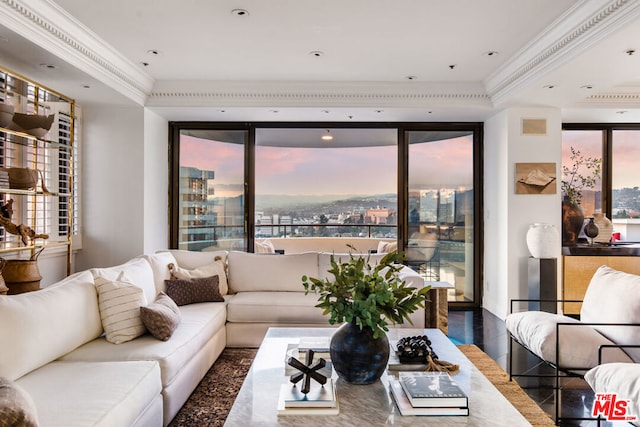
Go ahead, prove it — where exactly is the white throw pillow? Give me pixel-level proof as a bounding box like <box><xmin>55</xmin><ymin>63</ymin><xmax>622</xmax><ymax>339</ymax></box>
<box><xmin>255</xmin><ymin>239</ymin><xmax>275</xmax><ymax>254</ymax></box>
<box><xmin>95</xmin><ymin>272</ymin><xmax>147</xmax><ymax>344</ymax></box>
<box><xmin>581</xmin><ymin>266</ymin><xmax>640</xmax><ymax>363</ymax></box>
<box><xmin>506</xmin><ymin>311</ymin><xmax>632</xmax><ymax>372</ymax></box>
<box><xmin>170</xmin><ymin>259</ymin><xmax>228</xmax><ymax>295</ymax></box>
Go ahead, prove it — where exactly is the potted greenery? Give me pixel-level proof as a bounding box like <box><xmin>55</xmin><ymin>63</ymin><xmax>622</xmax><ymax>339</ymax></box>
<box><xmin>302</xmin><ymin>250</ymin><xmax>429</xmax><ymax>384</ymax></box>
<box><xmin>561</xmin><ymin>147</ymin><xmax>602</xmax><ymax>245</ymax></box>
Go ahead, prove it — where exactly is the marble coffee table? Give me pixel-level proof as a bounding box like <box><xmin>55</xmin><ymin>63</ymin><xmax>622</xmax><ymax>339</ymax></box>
<box><xmin>224</xmin><ymin>327</ymin><xmax>531</xmax><ymax>426</ymax></box>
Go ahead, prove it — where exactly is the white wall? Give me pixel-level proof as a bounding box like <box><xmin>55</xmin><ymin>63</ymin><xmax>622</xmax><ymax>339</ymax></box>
<box><xmin>483</xmin><ymin>107</ymin><xmax>562</xmax><ymax>319</ymax></box>
<box><xmin>75</xmin><ymin>105</ymin><xmax>145</xmax><ymax>270</ymax></box>
<box><xmin>143</xmin><ymin>109</ymin><xmax>169</xmax><ymax>254</ymax></box>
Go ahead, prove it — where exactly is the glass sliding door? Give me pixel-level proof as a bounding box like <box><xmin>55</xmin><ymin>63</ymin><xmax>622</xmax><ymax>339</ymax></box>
<box><xmin>173</xmin><ymin>129</ymin><xmax>248</xmax><ymax>252</ymax></box>
<box><xmin>406</xmin><ymin>130</ymin><xmax>476</xmax><ymax>303</ymax></box>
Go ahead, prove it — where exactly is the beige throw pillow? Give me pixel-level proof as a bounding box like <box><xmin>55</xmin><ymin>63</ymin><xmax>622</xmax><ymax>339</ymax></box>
<box><xmin>140</xmin><ymin>292</ymin><xmax>181</xmax><ymax>341</ymax></box>
<box><xmin>95</xmin><ymin>272</ymin><xmax>147</xmax><ymax>344</ymax></box>
<box><xmin>169</xmin><ymin>259</ymin><xmax>228</xmax><ymax>295</ymax></box>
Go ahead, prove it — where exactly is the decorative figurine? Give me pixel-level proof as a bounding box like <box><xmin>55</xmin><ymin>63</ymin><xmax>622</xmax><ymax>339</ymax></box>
<box><xmin>0</xmin><ymin>199</ymin><xmax>49</xmax><ymax>245</ymax></box>
<box><xmin>287</xmin><ymin>349</ymin><xmax>327</xmax><ymax>394</ymax></box>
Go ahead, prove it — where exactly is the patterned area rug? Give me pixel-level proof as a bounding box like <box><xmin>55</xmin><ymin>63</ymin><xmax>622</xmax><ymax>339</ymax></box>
<box><xmin>170</xmin><ymin>345</ymin><xmax>555</xmax><ymax>426</ymax></box>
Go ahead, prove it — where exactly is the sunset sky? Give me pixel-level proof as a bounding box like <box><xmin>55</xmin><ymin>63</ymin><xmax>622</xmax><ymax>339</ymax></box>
<box><xmin>180</xmin><ymin>130</ymin><xmax>637</xmax><ymax>198</ymax></box>
<box><xmin>180</xmin><ymin>134</ymin><xmax>474</xmax><ymax>197</ymax></box>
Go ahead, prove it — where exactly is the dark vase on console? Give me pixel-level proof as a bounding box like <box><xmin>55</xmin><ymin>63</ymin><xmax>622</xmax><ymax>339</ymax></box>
<box><xmin>330</xmin><ymin>320</ymin><xmax>389</xmax><ymax>385</ymax></box>
<box><xmin>562</xmin><ymin>197</ymin><xmax>584</xmax><ymax>246</ymax></box>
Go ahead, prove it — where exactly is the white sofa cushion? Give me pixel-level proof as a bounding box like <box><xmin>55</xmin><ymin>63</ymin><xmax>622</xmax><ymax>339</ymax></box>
<box><xmin>95</xmin><ymin>273</ymin><xmax>148</xmax><ymax>344</ymax></box>
<box><xmin>60</xmin><ymin>302</ymin><xmax>227</xmax><ymax>390</ymax></box>
<box><xmin>166</xmin><ymin>249</ymin><xmax>229</xmax><ymax>295</ymax></box>
<box><xmin>142</xmin><ymin>251</ymin><xmax>177</xmax><ymax>294</ymax></box>
<box><xmin>226</xmin><ymin>291</ymin><xmax>327</xmax><ymax>323</ymax></box>
<box><xmin>585</xmin><ymin>363</ymin><xmax>640</xmax><ymax>423</ymax></box>
<box><xmin>506</xmin><ymin>311</ymin><xmax>633</xmax><ymax>372</ymax></box>
<box><xmin>0</xmin><ymin>270</ymin><xmax>101</xmax><ymax>381</ymax></box>
<box><xmin>90</xmin><ymin>257</ymin><xmax>157</xmax><ymax>306</ymax></box>
<box><xmin>228</xmin><ymin>251</ymin><xmax>318</xmax><ymax>293</ymax></box>
<box><xmin>169</xmin><ymin>260</ymin><xmax>228</xmax><ymax>296</ymax></box>
<box><xmin>581</xmin><ymin>266</ymin><xmax>640</xmax><ymax>363</ymax></box>
<box><xmin>17</xmin><ymin>360</ymin><xmax>162</xmax><ymax>427</ymax></box>
<box><xmin>167</xmin><ymin>249</ymin><xmax>228</xmax><ymax>269</ymax></box>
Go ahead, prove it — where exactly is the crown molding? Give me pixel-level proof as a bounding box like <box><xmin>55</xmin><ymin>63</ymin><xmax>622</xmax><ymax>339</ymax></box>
<box><xmin>485</xmin><ymin>0</ymin><xmax>640</xmax><ymax>107</ymax></box>
<box><xmin>147</xmin><ymin>81</ymin><xmax>491</xmax><ymax>108</ymax></box>
<box><xmin>572</xmin><ymin>92</ymin><xmax>640</xmax><ymax>107</ymax></box>
<box><xmin>0</xmin><ymin>0</ymin><xmax>154</xmax><ymax>105</ymax></box>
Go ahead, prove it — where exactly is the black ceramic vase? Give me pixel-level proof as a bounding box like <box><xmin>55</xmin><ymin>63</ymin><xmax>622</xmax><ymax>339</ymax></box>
<box><xmin>330</xmin><ymin>320</ymin><xmax>389</xmax><ymax>385</ymax></box>
<box><xmin>562</xmin><ymin>198</ymin><xmax>585</xmax><ymax>246</ymax></box>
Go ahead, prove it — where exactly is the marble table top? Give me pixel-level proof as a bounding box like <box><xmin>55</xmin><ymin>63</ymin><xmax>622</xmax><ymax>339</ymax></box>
<box><xmin>224</xmin><ymin>327</ymin><xmax>530</xmax><ymax>426</ymax></box>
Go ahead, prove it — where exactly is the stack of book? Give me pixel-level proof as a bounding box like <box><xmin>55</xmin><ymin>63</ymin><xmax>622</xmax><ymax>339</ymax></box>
<box><xmin>390</xmin><ymin>371</ymin><xmax>469</xmax><ymax>416</ymax></box>
<box><xmin>277</xmin><ymin>379</ymin><xmax>339</xmax><ymax>415</ymax></box>
<box><xmin>0</xmin><ymin>169</ymin><xmax>9</xmax><ymax>189</ymax></box>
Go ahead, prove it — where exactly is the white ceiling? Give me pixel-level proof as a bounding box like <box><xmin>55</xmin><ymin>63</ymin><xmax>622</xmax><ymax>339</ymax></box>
<box><xmin>1</xmin><ymin>0</ymin><xmax>640</xmax><ymax>122</ymax></box>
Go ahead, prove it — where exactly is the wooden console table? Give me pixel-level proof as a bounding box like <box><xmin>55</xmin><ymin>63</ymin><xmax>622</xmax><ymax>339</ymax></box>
<box><xmin>424</xmin><ymin>281</ymin><xmax>454</xmax><ymax>334</ymax></box>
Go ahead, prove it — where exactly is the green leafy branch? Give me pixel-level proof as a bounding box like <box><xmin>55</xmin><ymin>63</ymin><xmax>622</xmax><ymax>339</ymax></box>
<box><xmin>561</xmin><ymin>146</ymin><xmax>601</xmax><ymax>205</ymax></box>
<box><xmin>302</xmin><ymin>250</ymin><xmax>430</xmax><ymax>339</ymax></box>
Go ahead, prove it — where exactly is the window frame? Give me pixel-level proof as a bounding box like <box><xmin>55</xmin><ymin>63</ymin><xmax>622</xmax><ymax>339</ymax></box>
<box><xmin>562</xmin><ymin>123</ymin><xmax>640</xmax><ymax>219</ymax></box>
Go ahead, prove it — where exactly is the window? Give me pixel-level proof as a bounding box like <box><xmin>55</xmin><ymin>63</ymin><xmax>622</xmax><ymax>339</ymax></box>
<box><xmin>0</xmin><ymin>69</ymin><xmax>78</xmax><ymax>253</ymax></box>
<box><xmin>406</xmin><ymin>130</ymin><xmax>477</xmax><ymax>303</ymax></box>
<box><xmin>562</xmin><ymin>124</ymin><xmax>640</xmax><ymax>241</ymax></box>
<box><xmin>170</xmin><ymin>122</ymin><xmax>483</xmax><ymax>308</ymax></box>
<box><xmin>172</xmin><ymin>129</ymin><xmax>247</xmax><ymax>252</ymax></box>
<box><xmin>254</xmin><ymin>128</ymin><xmax>397</xmax><ymax>239</ymax></box>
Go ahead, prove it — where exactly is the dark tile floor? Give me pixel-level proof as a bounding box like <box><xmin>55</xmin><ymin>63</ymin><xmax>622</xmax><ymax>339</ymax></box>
<box><xmin>448</xmin><ymin>309</ymin><xmax>628</xmax><ymax>427</ymax></box>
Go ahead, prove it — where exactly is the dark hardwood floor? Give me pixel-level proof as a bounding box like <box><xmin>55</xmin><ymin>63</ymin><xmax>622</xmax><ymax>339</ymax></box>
<box><xmin>448</xmin><ymin>309</ymin><xmax>625</xmax><ymax>427</ymax></box>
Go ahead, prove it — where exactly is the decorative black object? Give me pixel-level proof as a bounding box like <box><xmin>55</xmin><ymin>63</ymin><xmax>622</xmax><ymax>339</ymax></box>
<box><xmin>396</xmin><ymin>335</ymin><xmax>436</xmax><ymax>364</ymax></box>
<box><xmin>287</xmin><ymin>349</ymin><xmax>327</xmax><ymax>394</ymax></box>
<box><xmin>584</xmin><ymin>217</ymin><xmax>599</xmax><ymax>245</ymax></box>
<box><xmin>330</xmin><ymin>320</ymin><xmax>389</xmax><ymax>385</ymax></box>
<box><xmin>562</xmin><ymin>197</ymin><xmax>585</xmax><ymax>246</ymax></box>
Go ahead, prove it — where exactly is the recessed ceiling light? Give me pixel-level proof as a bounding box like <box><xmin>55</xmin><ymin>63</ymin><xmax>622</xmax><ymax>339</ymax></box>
<box><xmin>147</xmin><ymin>49</ymin><xmax>161</xmax><ymax>55</ymax></box>
<box><xmin>322</xmin><ymin>110</ymin><xmax>330</xmax><ymax>114</ymax></box>
<box><xmin>543</xmin><ymin>84</ymin><xmax>555</xmax><ymax>89</ymax></box>
<box><xmin>485</xmin><ymin>51</ymin><xmax>499</xmax><ymax>57</ymax></box>
<box><xmin>140</xmin><ymin>62</ymin><xmax>150</xmax><ymax>67</ymax></box>
<box><xmin>375</xmin><ymin>110</ymin><xmax>383</xmax><ymax>113</ymax></box>
<box><xmin>321</xmin><ymin>130</ymin><xmax>333</xmax><ymax>141</ymax></box>
<box><xmin>81</xmin><ymin>84</ymin><xmax>90</xmax><ymax>89</ymax></box>
<box><xmin>581</xmin><ymin>85</ymin><xmax>594</xmax><ymax>89</ymax></box>
<box><xmin>231</xmin><ymin>9</ymin><xmax>249</xmax><ymax>17</ymax></box>
<box><xmin>427</xmin><ymin>111</ymin><xmax>433</xmax><ymax>114</ymax></box>
<box><xmin>270</xmin><ymin>109</ymin><xmax>279</xmax><ymax>113</ymax></box>
<box><xmin>39</xmin><ymin>63</ymin><xmax>56</xmax><ymax>69</ymax></box>
<box><xmin>616</xmin><ymin>110</ymin><xmax>628</xmax><ymax>114</ymax></box>
<box><xmin>309</xmin><ymin>51</ymin><xmax>324</xmax><ymax>57</ymax></box>
<box><xmin>405</xmin><ymin>75</ymin><xmax>417</xmax><ymax>80</ymax></box>
<box><xmin>625</xmin><ymin>49</ymin><xmax>635</xmax><ymax>56</ymax></box>
<box><xmin>219</xmin><ymin>109</ymin><xmax>226</xmax><ymax>113</ymax></box>
<box><xmin>448</xmin><ymin>64</ymin><xmax>456</xmax><ymax>69</ymax></box>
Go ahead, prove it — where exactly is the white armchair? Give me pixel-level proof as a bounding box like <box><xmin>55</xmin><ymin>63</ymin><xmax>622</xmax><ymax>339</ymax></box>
<box><xmin>506</xmin><ymin>266</ymin><xmax>640</xmax><ymax>423</ymax></box>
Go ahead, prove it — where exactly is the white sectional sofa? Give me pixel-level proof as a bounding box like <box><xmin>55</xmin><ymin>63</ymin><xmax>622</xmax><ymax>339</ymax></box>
<box><xmin>0</xmin><ymin>249</ymin><xmax>424</xmax><ymax>426</ymax></box>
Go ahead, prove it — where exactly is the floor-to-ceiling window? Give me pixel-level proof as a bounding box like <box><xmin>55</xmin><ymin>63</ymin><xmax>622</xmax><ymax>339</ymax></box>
<box><xmin>170</xmin><ymin>122</ymin><xmax>483</xmax><ymax>307</ymax></box>
<box><xmin>170</xmin><ymin>128</ymin><xmax>248</xmax><ymax>251</ymax></box>
<box><xmin>404</xmin><ymin>129</ymin><xmax>479</xmax><ymax>304</ymax></box>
